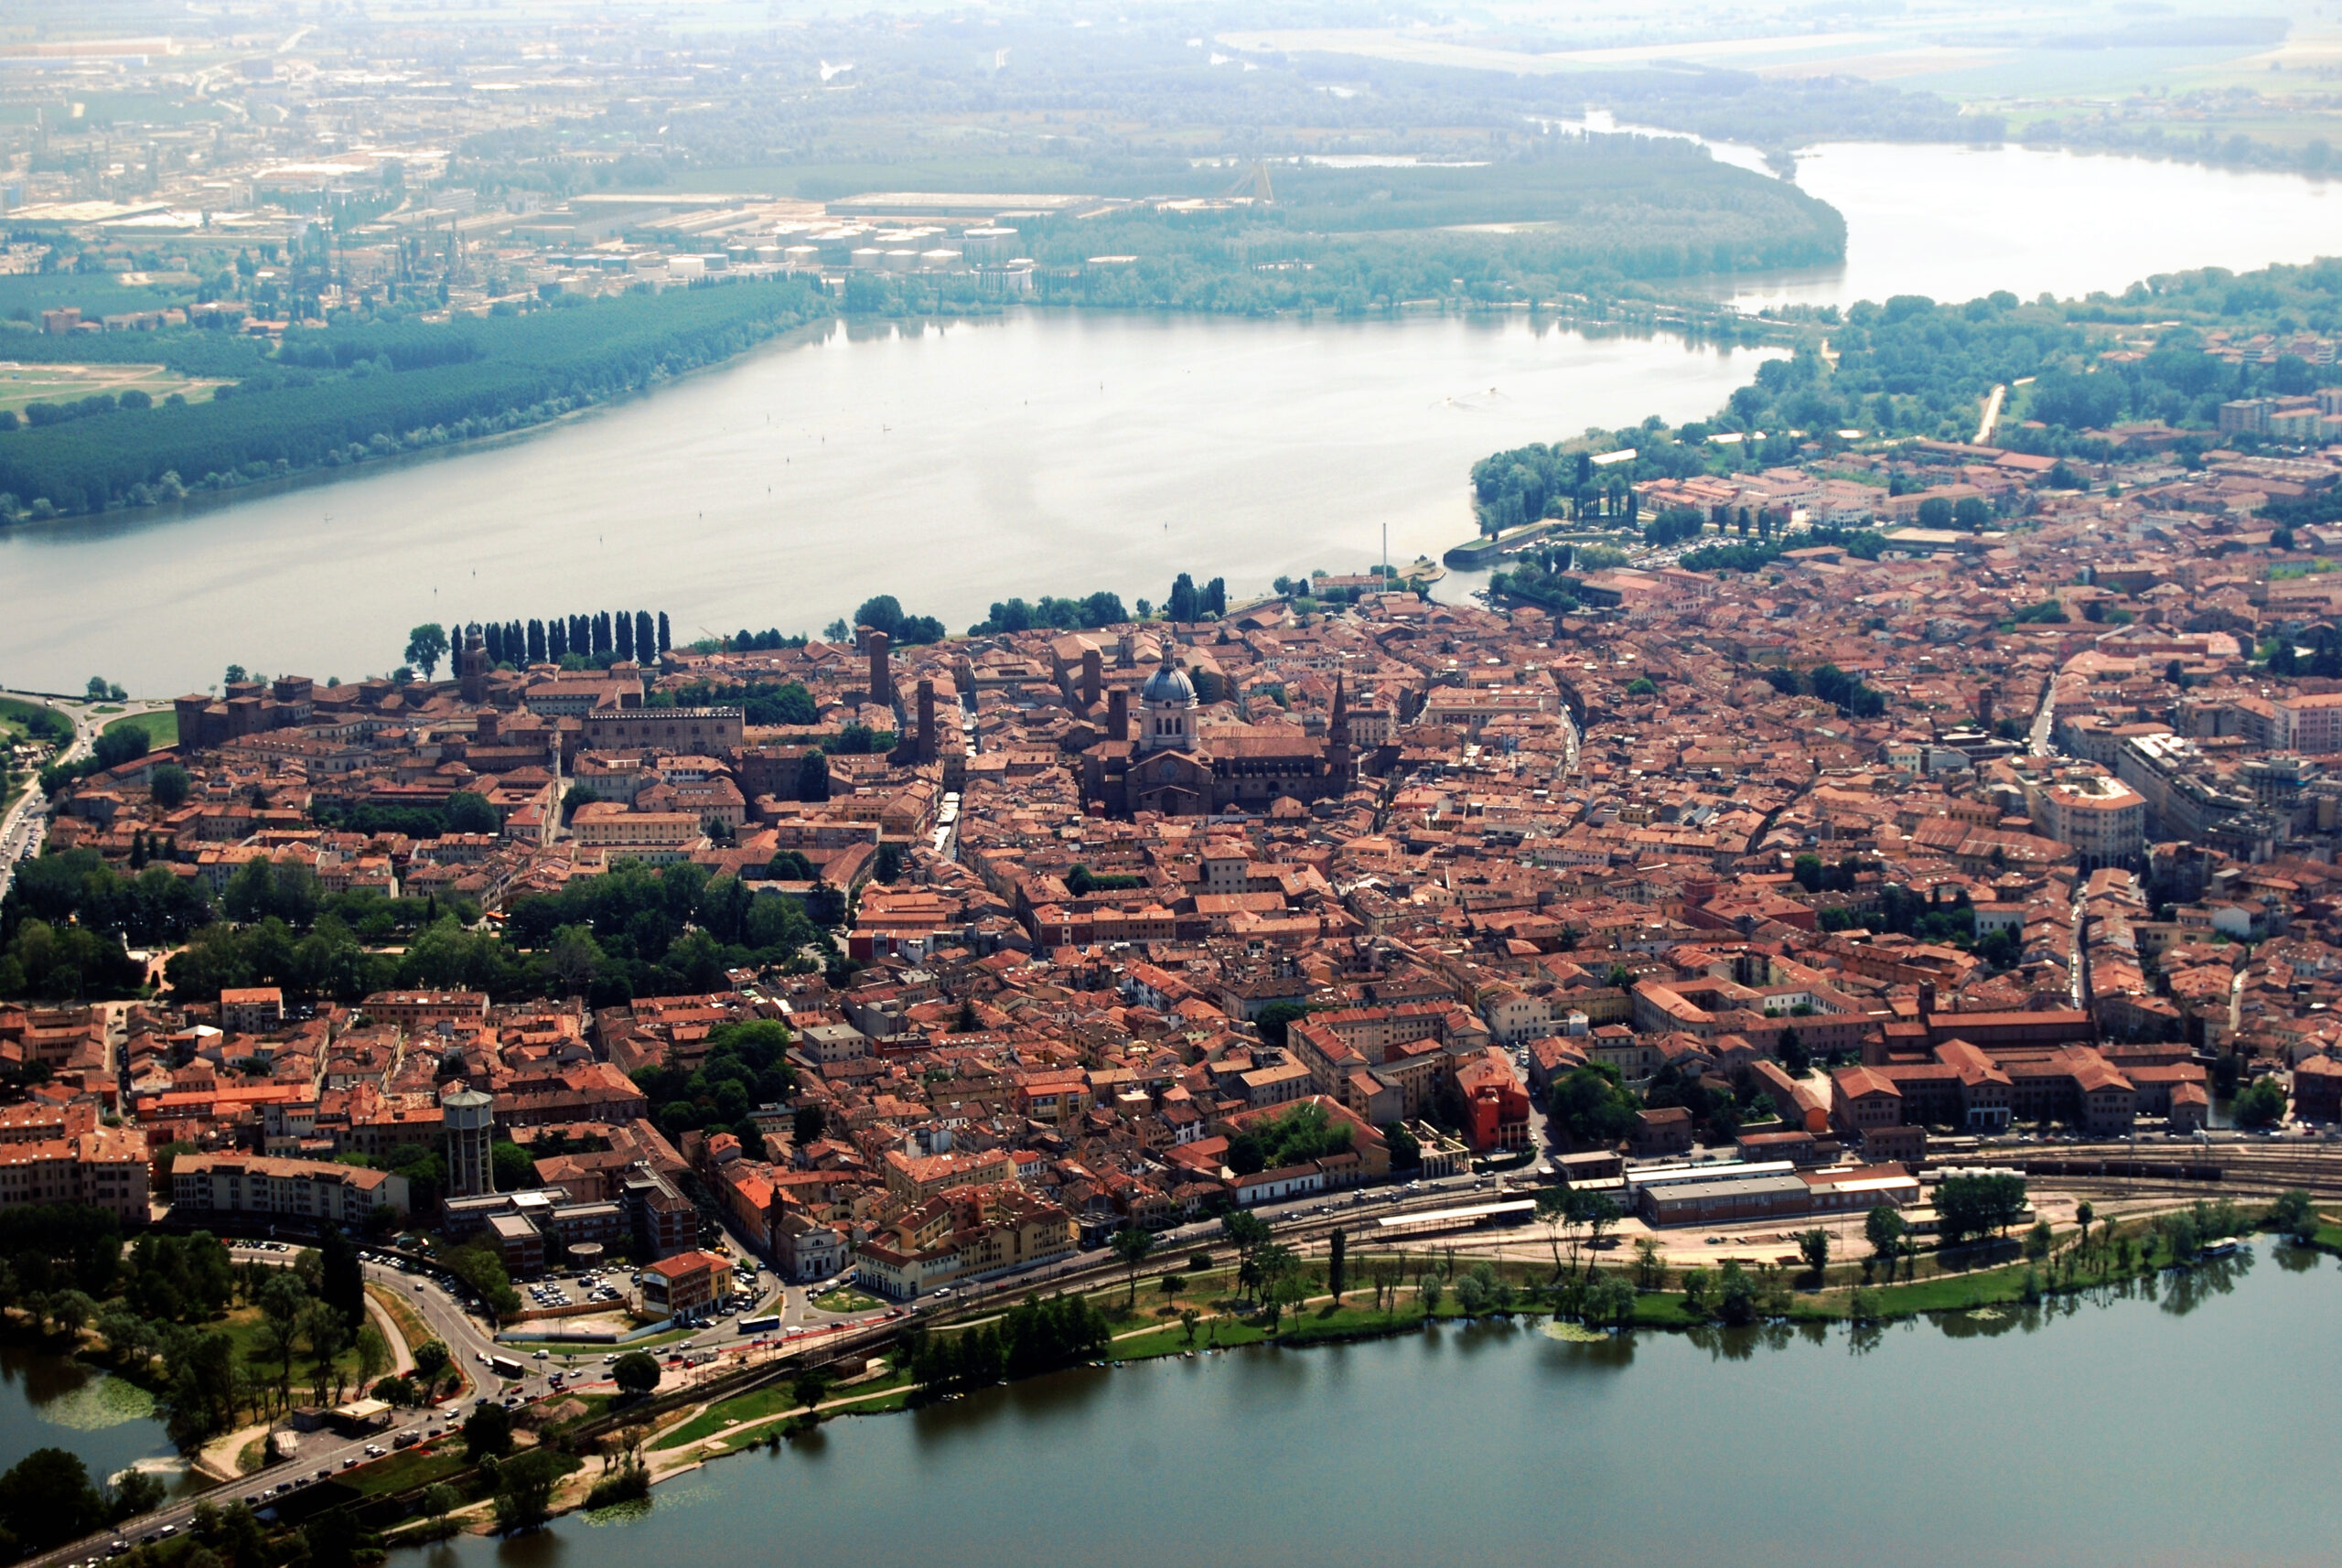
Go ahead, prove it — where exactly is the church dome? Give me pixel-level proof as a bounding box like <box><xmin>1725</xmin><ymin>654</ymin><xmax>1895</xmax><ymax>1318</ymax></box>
<box><xmin>1141</xmin><ymin>660</ymin><xmax>1197</xmax><ymax>706</ymax></box>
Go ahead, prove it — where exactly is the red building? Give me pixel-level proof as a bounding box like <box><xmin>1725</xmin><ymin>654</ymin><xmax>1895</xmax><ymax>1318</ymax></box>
<box><xmin>1452</xmin><ymin>1049</ymin><xmax>1530</xmax><ymax>1153</ymax></box>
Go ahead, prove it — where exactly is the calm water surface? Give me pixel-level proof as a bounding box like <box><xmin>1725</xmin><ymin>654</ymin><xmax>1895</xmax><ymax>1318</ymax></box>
<box><xmin>412</xmin><ymin>1251</ymin><xmax>2330</xmax><ymax>1568</ymax></box>
<box><xmin>0</xmin><ymin>1341</ymin><xmax>188</xmax><ymax>1489</ymax></box>
<box><xmin>0</xmin><ymin>314</ymin><xmax>1772</xmax><ymax>695</ymax></box>
<box><xmin>1729</xmin><ymin>142</ymin><xmax>2341</xmax><ymax>312</ymax></box>
<box><xmin>0</xmin><ymin>140</ymin><xmax>2334</xmax><ymax>697</ymax></box>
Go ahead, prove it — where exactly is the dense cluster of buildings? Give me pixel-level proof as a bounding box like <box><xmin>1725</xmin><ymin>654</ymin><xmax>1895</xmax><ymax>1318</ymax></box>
<box><xmin>17</xmin><ymin>427</ymin><xmax>2342</xmax><ymax>1286</ymax></box>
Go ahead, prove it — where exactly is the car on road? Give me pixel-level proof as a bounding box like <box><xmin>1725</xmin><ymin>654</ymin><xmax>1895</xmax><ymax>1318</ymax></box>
<box><xmin>363</xmin><ymin>1444</ymin><xmax>386</xmax><ymax>1458</ymax></box>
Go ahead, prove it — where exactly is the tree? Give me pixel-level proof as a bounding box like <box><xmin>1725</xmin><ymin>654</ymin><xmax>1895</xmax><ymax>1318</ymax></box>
<box><xmin>611</xmin><ymin>1350</ymin><xmax>661</xmax><ymax>1396</ymax></box>
<box><xmin>2232</xmin><ymin>1075</ymin><xmax>2288</xmax><ymax>1129</ymax></box>
<box><xmin>2270</xmin><ymin>1188</ymin><xmax>2318</xmax><ymax>1243</ymax></box>
<box><xmin>1550</xmin><ymin>1062</ymin><xmax>1639</xmax><ymax>1148</ymax></box>
<box><xmin>1864</xmin><ymin>1205</ymin><xmax>1907</xmax><ymax>1262</ymax></box>
<box><xmin>256</xmin><ymin>1271</ymin><xmax>309</xmax><ymax>1406</ymax></box>
<box><xmin>412</xmin><ymin>1338</ymin><xmax>451</xmax><ymax>1397</ymax></box>
<box><xmin>1797</xmin><ymin>1228</ymin><xmax>1830</xmax><ymax>1277</ymax></box>
<box><xmin>1714</xmin><ymin>1259</ymin><xmax>1758</xmax><ymax>1326</ymax></box>
<box><xmin>462</xmin><ymin>1399</ymin><xmax>513</xmax><ymax>1460</ymax></box>
<box><xmin>151</xmin><ymin>764</ymin><xmax>191</xmax><ymax>809</ymax></box>
<box><xmin>354</xmin><ymin>1325</ymin><xmax>390</xmax><ymax>1389</ymax></box>
<box><xmin>1581</xmin><ymin>1273</ymin><xmax>1638</xmax><ymax>1331</ymax></box>
<box><xmin>403</xmin><ymin>623</ymin><xmax>449</xmax><ymax>680</ymax></box>
<box><xmin>1220</xmin><ymin>1211</ymin><xmax>1270</xmax><ymax>1297</ymax></box>
<box><xmin>445</xmin><ymin>790</ymin><xmax>499</xmax><ymax>834</ymax></box>
<box><xmin>1934</xmin><ymin>1173</ymin><xmax>2027</xmax><ymax>1247</ymax></box>
<box><xmin>1110</xmin><ymin>1226</ymin><xmax>1155</xmax><ymax>1309</ymax></box>
<box><xmin>2075</xmin><ymin>1200</ymin><xmax>2096</xmax><ymax>1251</ymax></box>
<box><xmin>1578</xmin><ymin>1191</ymin><xmax>1622</xmax><ymax>1260</ymax></box>
<box><xmin>491</xmin><ymin>1448</ymin><xmax>565</xmax><ymax>1533</ymax></box>
<box><xmin>490</xmin><ymin>1141</ymin><xmax>537</xmax><ymax>1192</ymax></box>
<box><xmin>1326</xmin><ymin>1227</ymin><xmax>1347</xmax><ymax>1303</ymax></box>
<box><xmin>318</xmin><ymin>1227</ymin><xmax>365</xmax><ymax>1328</ymax></box>
<box><xmin>1252</xmin><ymin>1242</ymin><xmax>1303</xmax><ymax>1330</ymax></box>
<box><xmin>796</xmin><ymin>748</ymin><xmax>830</xmax><ymax>802</ymax></box>
<box><xmin>0</xmin><ymin>1447</ymin><xmax>109</xmax><ymax>1552</ymax></box>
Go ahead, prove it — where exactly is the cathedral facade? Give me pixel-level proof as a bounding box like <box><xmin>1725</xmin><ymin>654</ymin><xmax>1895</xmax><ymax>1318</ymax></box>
<box><xmin>1081</xmin><ymin>647</ymin><xmax>1354</xmax><ymax>818</ymax></box>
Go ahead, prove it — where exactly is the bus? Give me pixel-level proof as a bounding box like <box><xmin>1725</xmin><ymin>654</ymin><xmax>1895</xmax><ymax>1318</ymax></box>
<box><xmin>738</xmin><ymin>1315</ymin><xmax>781</xmax><ymax>1336</ymax></box>
<box><xmin>489</xmin><ymin>1355</ymin><xmax>525</xmax><ymax>1380</ymax></box>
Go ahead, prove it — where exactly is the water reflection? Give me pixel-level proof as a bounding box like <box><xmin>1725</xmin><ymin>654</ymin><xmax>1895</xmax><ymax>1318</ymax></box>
<box><xmin>2159</xmin><ymin>1251</ymin><xmax>2251</xmax><ymax>1318</ymax></box>
<box><xmin>394</xmin><ymin>1262</ymin><xmax>2342</xmax><ymax>1568</ymax></box>
<box><xmin>0</xmin><ymin>1341</ymin><xmax>190</xmax><ymax>1491</ymax></box>
<box><xmin>2273</xmin><ymin>1242</ymin><xmax>2323</xmax><ymax>1275</ymax></box>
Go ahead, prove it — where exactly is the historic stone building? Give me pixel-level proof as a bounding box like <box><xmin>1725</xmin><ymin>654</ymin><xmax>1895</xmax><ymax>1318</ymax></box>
<box><xmin>1082</xmin><ymin>645</ymin><xmax>1353</xmax><ymax>817</ymax></box>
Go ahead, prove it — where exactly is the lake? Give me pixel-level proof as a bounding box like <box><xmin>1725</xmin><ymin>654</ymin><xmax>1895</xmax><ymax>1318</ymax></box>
<box><xmin>0</xmin><ymin>1341</ymin><xmax>189</xmax><ymax>1493</ymax></box>
<box><xmin>0</xmin><ymin>138</ymin><xmax>2334</xmax><ymax>697</ymax></box>
<box><xmin>0</xmin><ymin>313</ymin><xmax>1773</xmax><ymax>697</ymax></box>
<box><xmin>410</xmin><ymin>1248</ymin><xmax>2334</xmax><ymax>1568</ymax></box>
<box><xmin>1730</xmin><ymin>141</ymin><xmax>2341</xmax><ymax>312</ymax></box>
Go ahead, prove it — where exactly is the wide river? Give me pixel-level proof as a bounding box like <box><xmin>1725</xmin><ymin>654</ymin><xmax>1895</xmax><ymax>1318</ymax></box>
<box><xmin>413</xmin><ymin>1251</ymin><xmax>2330</xmax><ymax>1568</ymax></box>
<box><xmin>0</xmin><ymin>142</ymin><xmax>2335</xmax><ymax>696</ymax></box>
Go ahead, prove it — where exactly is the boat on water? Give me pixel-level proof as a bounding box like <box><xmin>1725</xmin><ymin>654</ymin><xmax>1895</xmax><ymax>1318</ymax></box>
<box><xmin>2202</xmin><ymin>1238</ymin><xmax>2240</xmax><ymax>1259</ymax></box>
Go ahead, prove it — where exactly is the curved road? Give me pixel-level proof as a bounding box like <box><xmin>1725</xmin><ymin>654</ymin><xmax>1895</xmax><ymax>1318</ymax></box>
<box><xmin>25</xmin><ymin>1251</ymin><xmax>512</xmax><ymax>1568</ymax></box>
<box><xmin>0</xmin><ymin>692</ymin><xmax>173</xmax><ymax>902</ymax></box>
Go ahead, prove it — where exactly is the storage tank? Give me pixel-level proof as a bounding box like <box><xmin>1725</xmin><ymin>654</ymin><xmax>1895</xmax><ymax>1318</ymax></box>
<box><xmin>958</xmin><ymin>225</ymin><xmax>1019</xmax><ymax>265</ymax></box>
<box><xmin>849</xmin><ymin>247</ymin><xmax>885</xmax><ymax>270</ymax></box>
<box><xmin>919</xmin><ymin>247</ymin><xmax>962</xmax><ymax>272</ymax></box>
<box><xmin>883</xmin><ymin>248</ymin><xmax>919</xmax><ymax>273</ymax></box>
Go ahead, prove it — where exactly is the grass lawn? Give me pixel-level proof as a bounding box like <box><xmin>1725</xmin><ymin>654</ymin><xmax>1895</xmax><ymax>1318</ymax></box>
<box><xmin>809</xmin><ymin>1287</ymin><xmax>883</xmax><ymax>1314</ymax></box>
<box><xmin>365</xmin><ymin>1283</ymin><xmax>469</xmax><ymax>1400</ymax></box>
<box><xmin>0</xmin><ymin>695</ymin><xmax>65</xmax><ymax>741</ymax></box>
<box><xmin>339</xmin><ymin>1443</ymin><xmax>468</xmax><ymax>1498</ymax></box>
<box><xmin>217</xmin><ymin>1304</ymin><xmax>369</xmax><ymax>1394</ymax></box>
<box><xmin>103</xmin><ymin>709</ymin><xmax>177</xmax><ymax>747</ymax></box>
<box><xmin>701</xmin><ymin>1371</ymin><xmax>919</xmax><ymax>1451</ymax></box>
<box><xmin>652</xmin><ymin>1384</ymin><xmax>802</xmax><ymax>1450</ymax></box>
<box><xmin>500</xmin><ymin>1326</ymin><xmax>690</xmax><ymax>1354</ymax></box>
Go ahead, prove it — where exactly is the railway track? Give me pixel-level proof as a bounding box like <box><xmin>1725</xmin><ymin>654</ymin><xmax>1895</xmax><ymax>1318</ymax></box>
<box><xmin>1947</xmin><ymin>1141</ymin><xmax>2342</xmax><ymax>1201</ymax></box>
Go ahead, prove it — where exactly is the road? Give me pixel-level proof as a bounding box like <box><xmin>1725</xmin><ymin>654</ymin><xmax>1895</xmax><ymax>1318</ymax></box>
<box><xmin>1975</xmin><ymin>383</ymin><xmax>2007</xmax><ymax>446</ymax></box>
<box><xmin>0</xmin><ymin>693</ymin><xmax>95</xmax><ymax>903</ymax></box>
<box><xmin>24</xmin><ymin>1250</ymin><xmax>516</xmax><ymax>1568</ymax></box>
<box><xmin>28</xmin><ymin>1173</ymin><xmax>1535</xmax><ymax>1568</ymax></box>
<box><xmin>2028</xmin><ymin>668</ymin><xmax>2059</xmax><ymax>759</ymax></box>
<box><xmin>0</xmin><ymin>693</ymin><xmax>172</xmax><ymax>902</ymax></box>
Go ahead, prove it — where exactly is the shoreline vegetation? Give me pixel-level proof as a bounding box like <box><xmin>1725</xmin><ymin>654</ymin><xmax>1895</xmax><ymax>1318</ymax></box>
<box><xmin>0</xmin><ymin>1194</ymin><xmax>2326</xmax><ymax>1563</ymax></box>
<box><xmin>0</xmin><ymin>134</ymin><xmax>1841</xmax><ymax>529</ymax></box>
<box><xmin>420</xmin><ymin>1194</ymin><xmax>2326</xmax><ymax>1544</ymax></box>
